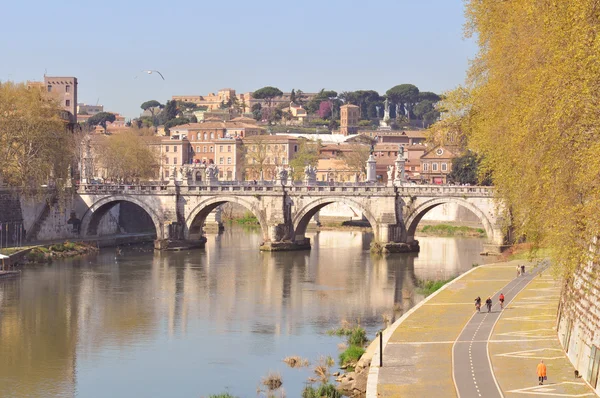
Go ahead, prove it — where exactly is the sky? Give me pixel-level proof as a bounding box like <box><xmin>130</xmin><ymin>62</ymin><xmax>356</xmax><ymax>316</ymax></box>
<box><xmin>0</xmin><ymin>0</ymin><xmax>477</xmax><ymax>119</ymax></box>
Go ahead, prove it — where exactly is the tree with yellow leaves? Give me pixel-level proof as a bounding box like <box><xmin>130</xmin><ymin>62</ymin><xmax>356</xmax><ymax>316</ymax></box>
<box><xmin>0</xmin><ymin>81</ymin><xmax>76</xmax><ymax>190</ymax></box>
<box><xmin>442</xmin><ymin>1</ymin><xmax>600</xmax><ymax>277</ymax></box>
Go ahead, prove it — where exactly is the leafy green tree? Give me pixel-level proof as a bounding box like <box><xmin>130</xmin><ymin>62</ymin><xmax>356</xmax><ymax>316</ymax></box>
<box><xmin>252</xmin><ymin>86</ymin><xmax>283</xmax><ymax>107</ymax></box>
<box><xmin>177</xmin><ymin>101</ymin><xmax>198</xmax><ymax>110</ymax></box>
<box><xmin>386</xmin><ymin>84</ymin><xmax>420</xmax><ymax>120</ymax></box>
<box><xmin>289</xmin><ymin>138</ymin><xmax>321</xmax><ymax>180</ymax></box>
<box><xmin>447</xmin><ymin>152</ymin><xmax>491</xmax><ymax>185</ymax></box>
<box><xmin>164</xmin><ymin>100</ymin><xmax>178</xmax><ymax>121</ymax></box>
<box><xmin>140</xmin><ymin>100</ymin><xmax>163</xmax><ymax>129</ymax></box>
<box><xmin>87</xmin><ymin>112</ymin><xmax>116</xmax><ymax>133</ymax></box>
<box><xmin>418</xmin><ymin>91</ymin><xmax>441</xmax><ymax>102</ymax></box>
<box><xmin>290</xmin><ymin>89</ymin><xmax>296</xmax><ymax>104</ymax></box>
<box><xmin>163</xmin><ymin>117</ymin><xmax>192</xmax><ymax>134</ymax></box>
<box><xmin>414</xmin><ymin>100</ymin><xmax>440</xmax><ymax>127</ymax></box>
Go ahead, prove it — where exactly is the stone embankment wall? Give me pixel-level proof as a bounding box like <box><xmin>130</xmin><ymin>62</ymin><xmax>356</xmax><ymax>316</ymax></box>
<box><xmin>557</xmin><ymin>258</ymin><xmax>600</xmax><ymax>393</ymax></box>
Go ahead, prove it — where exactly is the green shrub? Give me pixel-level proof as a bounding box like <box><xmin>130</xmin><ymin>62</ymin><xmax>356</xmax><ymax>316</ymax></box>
<box><xmin>339</xmin><ymin>345</ymin><xmax>365</xmax><ymax>367</ymax></box>
<box><xmin>347</xmin><ymin>327</ymin><xmax>367</xmax><ymax>346</ymax></box>
<box><xmin>302</xmin><ymin>383</ymin><xmax>341</xmax><ymax>398</ymax></box>
<box><xmin>418</xmin><ymin>278</ymin><xmax>454</xmax><ymax>296</ymax></box>
<box><xmin>420</xmin><ymin>224</ymin><xmax>486</xmax><ymax>237</ymax></box>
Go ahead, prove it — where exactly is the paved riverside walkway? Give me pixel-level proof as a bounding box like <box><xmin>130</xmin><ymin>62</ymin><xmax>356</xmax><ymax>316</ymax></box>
<box><xmin>367</xmin><ymin>260</ymin><xmax>598</xmax><ymax>398</ymax></box>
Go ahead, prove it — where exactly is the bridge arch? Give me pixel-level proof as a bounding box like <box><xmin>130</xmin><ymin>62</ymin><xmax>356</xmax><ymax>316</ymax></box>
<box><xmin>185</xmin><ymin>196</ymin><xmax>267</xmax><ymax>240</ymax></box>
<box><xmin>80</xmin><ymin>195</ymin><xmax>162</xmax><ymax>239</ymax></box>
<box><xmin>404</xmin><ymin>197</ymin><xmax>496</xmax><ymax>243</ymax></box>
<box><xmin>293</xmin><ymin>197</ymin><xmax>380</xmax><ymax>241</ymax></box>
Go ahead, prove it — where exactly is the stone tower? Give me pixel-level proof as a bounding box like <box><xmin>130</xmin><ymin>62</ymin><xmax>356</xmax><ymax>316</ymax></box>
<box><xmin>339</xmin><ymin>104</ymin><xmax>360</xmax><ymax>136</ymax></box>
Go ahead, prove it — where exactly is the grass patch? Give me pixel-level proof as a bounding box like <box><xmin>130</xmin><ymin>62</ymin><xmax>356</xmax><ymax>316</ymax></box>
<box><xmin>0</xmin><ymin>246</ymin><xmax>35</xmax><ymax>255</ymax></box>
<box><xmin>505</xmin><ymin>243</ymin><xmax>552</xmax><ymax>261</ymax></box>
<box><xmin>233</xmin><ymin>211</ymin><xmax>259</xmax><ymax>226</ymax></box>
<box><xmin>302</xmin><ymin>383</ymin><xmax>342</xmax><ymax>398</ymax></box>
<box><xmin>420</xmin><ymin>224</ymin><xmax>486</xmax><ymax>237</ymax></box>
<box><xmin>261</xmin><ymin>372</ymin><xmax>282</xmax><ymax>391</ymax></box>
<box><xmin>339</xmin><ymin>345</ymin><xmax>365</xmax><ymax>367</ymax></box>
<box><xmin>283</xmin><ymin>356</ymin><xmax>309</xmax><ymax>368</ymax></box>
<box><xmin>418</xmin><ymin>277</ymin><xmax>455</xmax><ymax>296</ymax></box>
<box><xmin>347</xmin><ymin>327</ymin><xmax>368</xmax><ymax>346</ymax></box>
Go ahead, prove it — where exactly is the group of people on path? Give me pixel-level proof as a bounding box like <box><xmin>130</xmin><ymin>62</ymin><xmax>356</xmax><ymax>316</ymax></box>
<box><xmin>474</xmin><ymin>293</ymin><xmax>505</xmax><ymax>313</ymax></box>
<box><xmin>517</xmin><ymin>264</ymin><xmax>526</xmax><ymax>276</ymax></box>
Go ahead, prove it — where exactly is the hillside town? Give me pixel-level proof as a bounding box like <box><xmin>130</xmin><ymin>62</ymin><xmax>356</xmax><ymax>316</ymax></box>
<box><xmin>29</xmin><ymin>75</ymin><xmax>463</xmax><ymax>186</ymax></box>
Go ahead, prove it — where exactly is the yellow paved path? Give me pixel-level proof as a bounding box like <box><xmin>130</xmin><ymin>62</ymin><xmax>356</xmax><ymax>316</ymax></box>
<box><xmin>371</xmin><ymin>260</ymin><xmax>598</xmax><ymax>397</ymax></box>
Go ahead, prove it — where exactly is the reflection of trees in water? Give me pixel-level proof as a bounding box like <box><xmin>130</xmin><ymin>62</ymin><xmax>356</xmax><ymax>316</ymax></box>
<box><xmin>0</xmin><ymin>229</ymin><xmax>485</xmax><ymax>396</ymax></box>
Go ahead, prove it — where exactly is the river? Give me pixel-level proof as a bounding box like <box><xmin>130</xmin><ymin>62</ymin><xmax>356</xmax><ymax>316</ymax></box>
<box><xmin>0</xmin><ymin>227</ymin><xmax>490</xmax><ymax>397</ymax></box>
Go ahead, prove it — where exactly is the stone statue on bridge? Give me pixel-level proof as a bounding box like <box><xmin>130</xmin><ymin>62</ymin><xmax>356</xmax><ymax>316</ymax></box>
<box><xmin>304</xmin><ymin>165</ymin><xmax>317</xmax><ymax>182</ymax></box>
<box><xmin>387</xmin><ymin>165</ymin><xmax>394</xmax><ymax>182</ymax></box>
<box><xmin>205</xmin><ymin>164</ymin><xmax>219</xmax><ymax>183</ymax></box>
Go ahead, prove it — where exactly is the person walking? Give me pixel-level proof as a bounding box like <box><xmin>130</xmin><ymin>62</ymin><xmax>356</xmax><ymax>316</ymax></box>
<box><xmin>499</xmin><ymin>293</ymin><xmax>505</xmax><ymax>309</ymax></box>
<box><xmin>537</xmin><ymin>360</ymin><xmax>547</xmax><ymax>385</ymax></box>
<box><xmin>475</xmin><ymin>296</ymin><xmax>482</xmax><ymax>312</ymax></box>
<box><xmin>521</xmin><ymin>264</ymin><xmax>526</xmax><ymax>275</ymax></box>
<box><xmin>517</xmin><ymin>265</ymin><xmax>521</xmax><ymax>277</ymax></box>
<box><xmin>485</xmin><ymin>297</ymin><xmax>493</xmax><ymax>313</ymax></box>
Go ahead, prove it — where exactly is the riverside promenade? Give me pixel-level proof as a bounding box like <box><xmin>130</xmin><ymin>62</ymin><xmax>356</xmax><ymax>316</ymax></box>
<box><xmin>367</xmin><ymin>260</ymin><xmax>598</xmax><ymax>397</ymax></box>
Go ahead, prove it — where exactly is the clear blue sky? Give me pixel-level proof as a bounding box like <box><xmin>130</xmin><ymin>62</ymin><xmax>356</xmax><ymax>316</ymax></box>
<box><xmin>0</xmin><ymin>0</ymin><xmax>476</xmax><ymax>119</ymax></box>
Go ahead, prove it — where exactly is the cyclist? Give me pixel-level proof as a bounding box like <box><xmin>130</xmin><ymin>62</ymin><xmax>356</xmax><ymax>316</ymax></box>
<box><xmin>485</xmin><ymin>297</ymin><xmax>493</xmax><ymax>313</ymax></box>
<box><xmin>474</xmin><ymin>296</ymin><xmax>482</xmax><ymax>312</ymax></box>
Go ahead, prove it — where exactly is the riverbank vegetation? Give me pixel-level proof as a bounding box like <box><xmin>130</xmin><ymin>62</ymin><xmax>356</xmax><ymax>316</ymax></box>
<box><xmin>25</xmin><ymin>242</ymin><xmax>98</xmax><ymax>263</ymax></box>
<box><xmin>228</xmin><ymin>211</ymin><xmax>259</xmax><ymax>226</ymax></box>
<box><xmin>418</xmin><ymin>277</ymin><xmax>454</xmax><ymax>297</ymax></box>
<box><xmin>429</xmin><ymin>1</ymin><xmax>600</xmax><ymax>277</ymax></box>
<box><xmin>420</xmin><ymin>224</ymin><xmax>485</xmax><ymax>237</ymax></box>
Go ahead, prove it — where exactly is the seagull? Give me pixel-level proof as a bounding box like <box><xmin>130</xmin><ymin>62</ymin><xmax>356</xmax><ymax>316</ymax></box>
<box><xmin>134</xmin><ymin>70</ymin><xmax>165</xmax><ymax>80</ymax></box>
<box><xmin>144</xmin><ymin>70</ymin><xmax>165</xmax><ymax>80</ymax></box>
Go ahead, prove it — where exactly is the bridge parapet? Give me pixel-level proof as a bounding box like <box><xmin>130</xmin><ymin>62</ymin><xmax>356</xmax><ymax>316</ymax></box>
<box><xmin>79</xmin><ymin>182</ymin><xmax>494</xmax><ymax>198</ymax></box>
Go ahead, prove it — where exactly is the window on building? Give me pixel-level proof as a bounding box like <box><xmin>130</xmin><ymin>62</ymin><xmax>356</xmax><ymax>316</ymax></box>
<box><xmin>173</xmin><ymin>157</ymin><xmax>177</xmax><ymax>164</ymax></box>
<box><xmin>196</xmin><ymin>146</ymin><xmax>200</xmax><ymax>152</ymax></box>
<box><xmin>423</xmin><ymin>163</ymin><xmax>429</xmax><ymax>172</ymax></box>
<box><xmin>65</xmin><ymin>100</ymin><xmax>70</xmax><ymax>107</ymax></box>
<box><xmin>227</xmin><ymin>157</ymin><xmax>231</xmax><ymax>164</ymax></box>
<box><xmin>66</xmin><ymin>85</ymin><xmax>70</xmax><ymax>93</ymax></box>
<box><xmin>219</xmin><ymin>157</ymin><xmax>224</xmax><ymax>165</ymax></box>
<box><xmin>204</xmin><ymin>133</ymin><xmax>207</xmax><ymax>140</ymax></box>
<box><xmin>165</xmin><ymin>146</ymin><xmax>170</xmax><ymax>152</ymax></box>
<box><xmin>432</xmin><ymin>163</ymin><xmax>438</xmax><ymax>171</ymax></box>
<box><xmin>441</xmin><ymin>163</ymin><xmax>447</xmax><ymax>171</ymax></box>
<box><xmin>282</xmin><ymin>157</ymin><xmax>286</xmax><ymax>164</ymax></box>
<box><xmin>220</xmin><ymin>145</ymin><xmax>223</xmax><ymax>152</ymax></box>
<box><xmin>210</xmin><ymin>132</ymin><xmax>214</xmax><ymax>139</ymax></box>
<box><xmin>174</xmin><ymin>146</ymin><xmax>178</xmax><ymax>152</ymax></box>
<box><xmin>203</xmin><ymin>146</ymin><xmax>207</xmax><ymax>152</ymax></box>
<box><xmin>47</xmin><ymin>85</ymin><xmax>52</xmax><ymax>92</ymax></box>
<box><xmin>210</xmin><ymin>146</ymin><xmax>214</xmax><ymax>152</ymax></box>
<box><xmin>227</xmin><ymin>145</ymin><xmax>231</xmax><ymax>152</ymax></box>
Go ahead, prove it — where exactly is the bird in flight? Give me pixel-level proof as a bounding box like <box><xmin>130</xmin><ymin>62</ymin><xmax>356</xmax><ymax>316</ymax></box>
<box><xmin>135</xmin><ymin>70</ymin><xmax>165</xmax><ymax>80</ymax></box>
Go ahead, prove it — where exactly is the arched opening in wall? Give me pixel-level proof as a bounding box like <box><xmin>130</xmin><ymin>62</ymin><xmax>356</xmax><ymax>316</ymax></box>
<box><xmin>406</xmin><ymin>201</ymin><xmax>491</xmax><ymax>242</ymax></box>
<box><xmin>293</xmin><ymin>199</ymin><xmax>377</xmax><ymax>249</ymax></box>
<box><xmin>187</xmin><ymin>200</ymin><xmax>266</xmax><ymax>242</ymax></box>
<box><xmin>86</xmin><ymin>201</ymin><xmax>157</xmax><ymax>238</ymax></box>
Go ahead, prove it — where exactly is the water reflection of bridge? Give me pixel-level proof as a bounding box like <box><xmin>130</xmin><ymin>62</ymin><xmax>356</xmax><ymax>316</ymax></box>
<box><xmin>0</xmin><ymin>230</ymin><xmax>482</xmax><ymax>396</ymax></box>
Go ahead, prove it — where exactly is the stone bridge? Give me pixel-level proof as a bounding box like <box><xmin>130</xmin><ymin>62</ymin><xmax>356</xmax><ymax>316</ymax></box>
<box><xmin>74</xmin><ymin>182</ymin><xmax>506</xmax><ymax>253</ymax></box>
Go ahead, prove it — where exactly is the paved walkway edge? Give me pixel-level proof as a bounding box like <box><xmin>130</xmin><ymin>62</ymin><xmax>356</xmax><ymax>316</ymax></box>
<box><xmin>366</xmin><ymin>263</ymin><xmax>487</xmax><ymax>398</ymax></box>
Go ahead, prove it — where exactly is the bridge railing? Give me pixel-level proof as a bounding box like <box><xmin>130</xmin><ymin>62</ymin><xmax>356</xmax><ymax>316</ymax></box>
<box><xmin>77</xmin><ymin>181</ymin><xmax>494</xmax><ymax>196</ymax></box>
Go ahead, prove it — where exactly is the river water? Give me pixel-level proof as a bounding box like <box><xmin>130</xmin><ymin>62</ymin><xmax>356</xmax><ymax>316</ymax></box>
<box><xmin>0</xmin><ymin>227</ymin><xmax>489</xmax><ymax>397</ymax></box>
